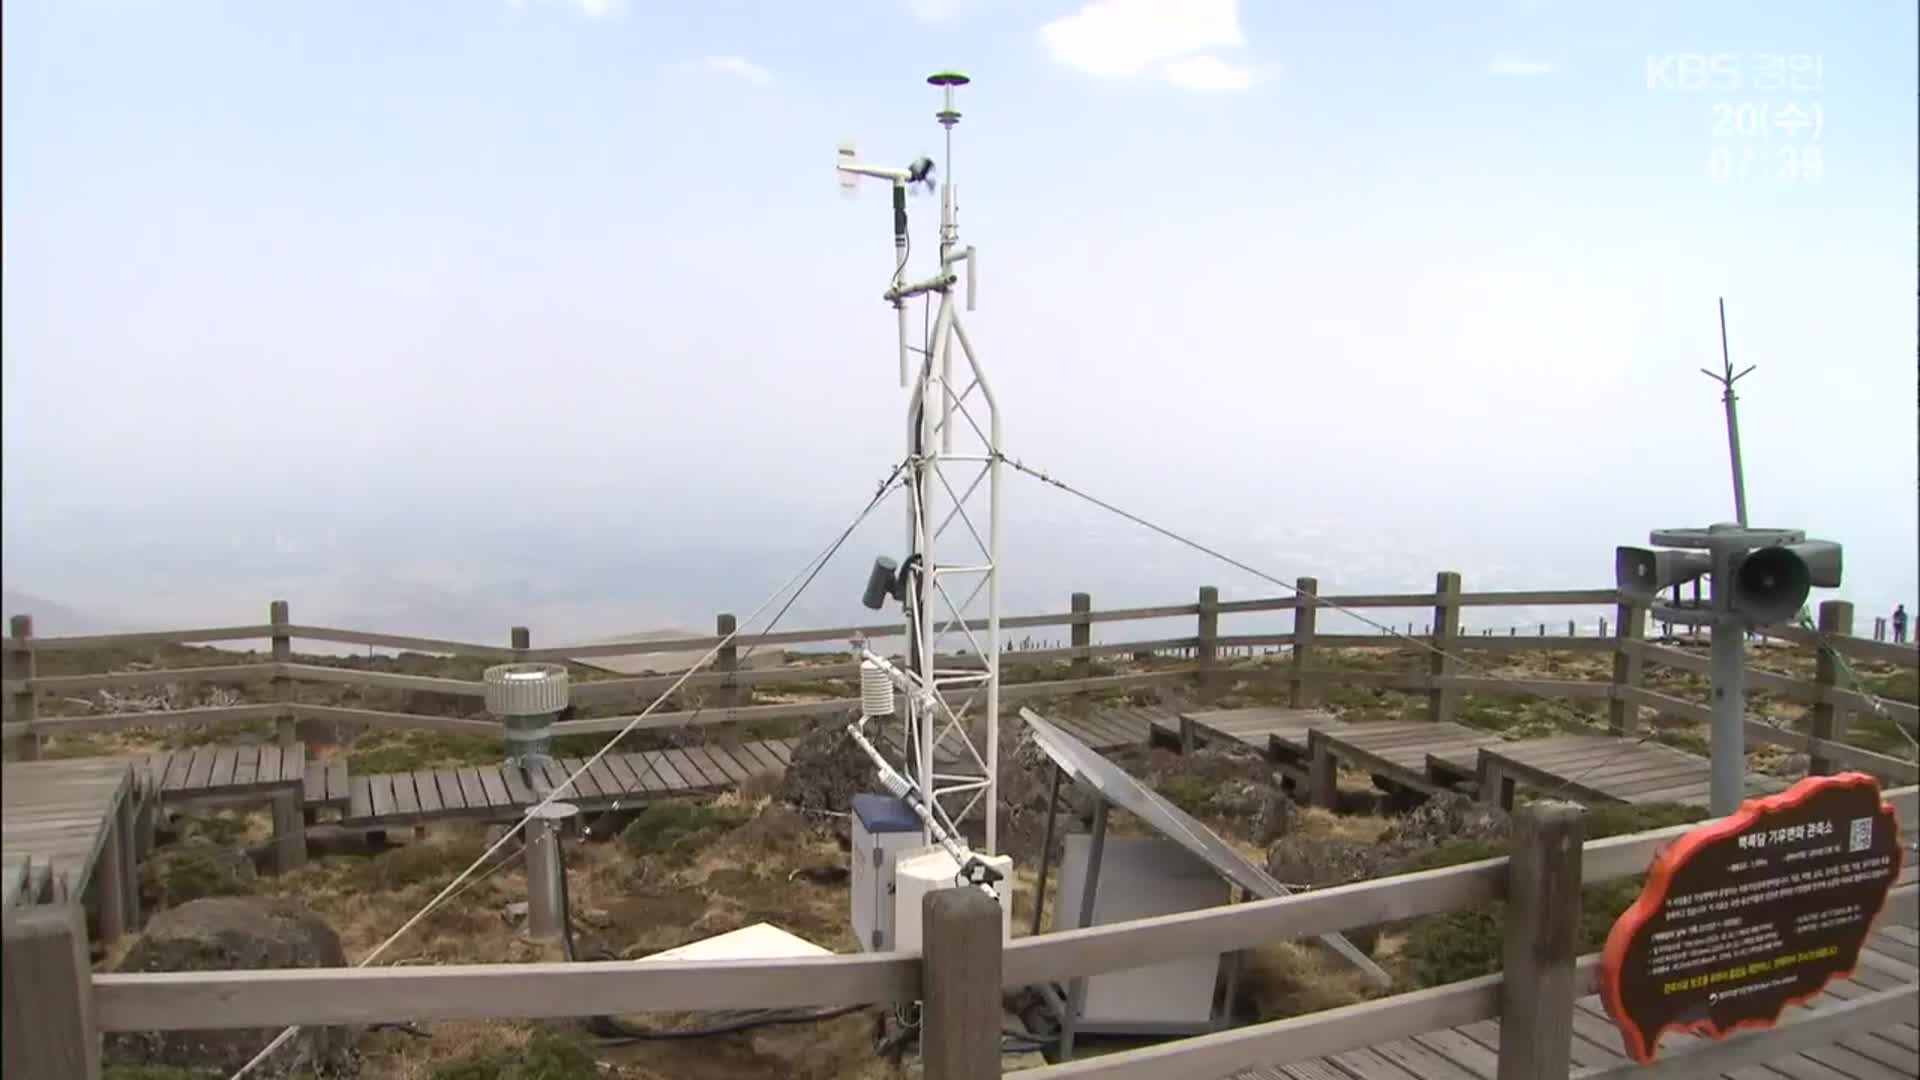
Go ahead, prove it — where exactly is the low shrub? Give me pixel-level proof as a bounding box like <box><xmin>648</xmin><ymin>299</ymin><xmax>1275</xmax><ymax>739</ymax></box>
<box><xmin>346</xmin><ymin>730</ymin><xmax>499</xmax><ymax>773</ymax></box>
<box><xmin>1398</xmin><ymin>801</ymin><xmax>1708</xmax><ymax>986</ymax></box>
<box><xmin>432</xmin><ymin>1030</ymin><xmax>599</xmax><ymax>1080</ymax></box>
<box><xmin>619</xmin><ymin>800</ymin><xmax>754</xmax><ymax>858</ymax></box>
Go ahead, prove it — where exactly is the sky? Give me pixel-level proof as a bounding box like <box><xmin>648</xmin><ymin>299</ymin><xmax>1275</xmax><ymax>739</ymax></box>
<box><xmin>2</xmin><ymin>0</ymin><xmax>1915</xmax><ymax>644</ymax></box>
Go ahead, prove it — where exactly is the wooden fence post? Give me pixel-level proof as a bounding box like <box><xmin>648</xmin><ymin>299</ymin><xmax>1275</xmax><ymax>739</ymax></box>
<box><xmin>270</xmin><ymin>600</ymin><xmax>294</xmax><ymax>747</ymax></box>
<box><xmin>2</xmin><ymin>903</ymin><xmax>100</xmax><ymax>1079</ymax></box>
<box><xmin>1070</xmin><ymin>592</ymin><xmax>1092</xmax><ymax>710</ymax></box>
<box><xmin>1427</xmin><ymin>572</ymin><xmax>1461</xmax><ymax>724</ymax></box>
<box><xmin>1069</xmin><ymin>592</ymin><xmax>1092</xmax><ymax>680</ymax></box>
<box><xmin>1290</xmin><ymin>577</ymin><xmax>1318</xmax><ymax>708</ymax></box>
<box><xmin>715</xmin><ymin>613</ymin><xmax>741</xmax><ymax>709</ymax></box>
<box><xmin>920</xmin><ymin>886</ymin><xmax>1002</xmax><ymax>1080</ymax></box>
<box><xmin>1496</xmin><ymin>800</ymin><xmax>1585</xmax><ymax>1080</ymax></box>
<box><xmin>1197</xmin><ymin>586</ymin><xmax>1221</xmax><ymax>703</ymax></box>
<box><xmin>8</xmin><ymin>614</ymin><xmax>40</xmax><ymax>761</ymax></box>
<box><xmin>1608</xmin><ymin>600</ymin><xmax>1645</xmax><ymax>736</ymax></box>
<box><xmin>1809</xmin><ymin>599</ymin><xmax>1854</xmax><ymax>776</ymax></box>
<box><xmin>92</xmin><ymin>804</ymin><xmax>129</xmax><ymax>942</ymax></box>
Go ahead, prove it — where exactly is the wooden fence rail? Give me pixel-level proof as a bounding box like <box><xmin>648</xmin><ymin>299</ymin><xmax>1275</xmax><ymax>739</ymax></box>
<box><xmin>13</xmin><ymin>786</ymin><xmax>1901</xmax><ymax>1080</ymax></box>
<box><xmin>4</xmin><ymin>585</ymin><xmax>1913</xmax><ymax>771</ymax></box>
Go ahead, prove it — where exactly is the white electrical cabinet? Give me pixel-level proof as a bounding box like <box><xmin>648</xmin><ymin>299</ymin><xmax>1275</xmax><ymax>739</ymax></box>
<box><xmin>851</xmin><ymin>793</ymin><xmax>927</xmax><ymax>952</ymax></box>
<box><xmin>893</xmin><ymin>844</ymin><xmax>1014</xmax><ymax>954</ymax></box>
<box><xmin>1054</xmin><ymin>834</ymin><xmax>1232</xmax><ymax>1033</ymax></box>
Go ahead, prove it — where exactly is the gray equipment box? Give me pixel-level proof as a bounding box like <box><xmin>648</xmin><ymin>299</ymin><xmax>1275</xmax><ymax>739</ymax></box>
<box><xmin>1055</xmin><ymin>834</ymin><xmax>1234</xmax><ymax>1033</ymax></box>
<box><xmin>851</xmin><ymin>793</ymin><xmax>925</xmax><ymax>952</ymax></box>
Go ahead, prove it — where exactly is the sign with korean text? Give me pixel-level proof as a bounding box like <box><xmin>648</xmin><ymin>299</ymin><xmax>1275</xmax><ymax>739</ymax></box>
<box><xmin>1599</xmin><ymin>773</ymin><xmax>1904</xmax><ymax>1063</ymax></box>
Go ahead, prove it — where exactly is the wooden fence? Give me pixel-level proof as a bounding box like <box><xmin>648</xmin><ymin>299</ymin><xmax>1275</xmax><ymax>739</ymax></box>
<box><xmin>6</xmin><ymin>787</ymin><xmax>1913</xmax><ymax>1079</ymax></box>
<box><xmin>3</xmin><ymin>578</ymin><xmax>1915</xmax><ymax>782</ymax></box>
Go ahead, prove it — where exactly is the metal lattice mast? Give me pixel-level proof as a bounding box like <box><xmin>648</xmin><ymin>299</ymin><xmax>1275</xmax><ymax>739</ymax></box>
<box><xmin>838</xmin><ymin>72</ymin><xmax>1000</xmax><ymax>854</ymax></box>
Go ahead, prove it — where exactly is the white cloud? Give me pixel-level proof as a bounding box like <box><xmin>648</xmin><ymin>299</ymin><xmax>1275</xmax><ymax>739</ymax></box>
<box><xmin>1040</xmin><ymin>0</ymin><xmax>1246</xmax><ymax>80</ymax></box>
<box><xmin>1487</xmin><ymin>55</ymin><xmax>1555</xmax><ymax>76</ymax></box>
<box><xmin>509</xmin><ymin>0</ymin><xmax>624</xmax><ymax>18</ymax></box>
<box><xmin>700</xmin><ymin>55</ymin><xmax>775</xmax><ymax>86</ymax></box>
<box><xmin>1163</xmin><ymin>54</ymin><xmax>1256</xmax><ymax>92</ymax></box>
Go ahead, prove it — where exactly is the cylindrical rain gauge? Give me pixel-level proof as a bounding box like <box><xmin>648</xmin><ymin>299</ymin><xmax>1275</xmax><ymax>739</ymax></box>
<box><xmin>485</xmin><ymin>662</ymin><xmax>569</xmax><ymax>770</ymax></box>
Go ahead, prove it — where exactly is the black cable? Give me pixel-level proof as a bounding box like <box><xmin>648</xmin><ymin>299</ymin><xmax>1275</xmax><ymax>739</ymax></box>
<box><xmin>587</xmin><ymin>1003</ymin><xmax>869</xmax><ymax>1043</ymax></box>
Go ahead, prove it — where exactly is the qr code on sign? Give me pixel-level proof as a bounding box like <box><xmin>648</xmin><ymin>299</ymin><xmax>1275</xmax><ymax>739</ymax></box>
<box><xmin>1848</xmin><ymin>817</ymin><xmax>1873</xmax><ymax>853</ymax></box>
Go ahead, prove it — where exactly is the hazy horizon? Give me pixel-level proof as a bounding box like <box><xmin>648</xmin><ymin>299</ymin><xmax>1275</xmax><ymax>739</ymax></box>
<box><xmin>4</xmin><ymin>0</ymin><xmax>1915</xmax><ymax>646</ymax></box>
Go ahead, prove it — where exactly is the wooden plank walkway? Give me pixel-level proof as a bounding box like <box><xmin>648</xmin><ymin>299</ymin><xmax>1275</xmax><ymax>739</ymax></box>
<box><xmin>1427</xmin><ymin>735</ymin><xmax>1790</xmax><ymax>809</ymax></box>
<box><xmin>1062</xmin><ymin>704</ymin><xmax>1163</xmax><ymax>752</ymax></box>
<box><xmin>304</xmin><ymin>759</ymin><xmax>351</xmax><ymax>810</ymax></box>
<box><xmin>2</xmin><ymin>757</ymin><xmax>137</xmax><ymax>908</ymax></box>
<box><xmin>338</xmin><ymin>737</ymin><xmax>797</xmax><ymax>827</ymax></box>
<box><xmin>1156</xmin><ymin>707</ymin><xmax>1350</xmax><ymax>757</ymax></box>
<box><xmin>1166</xmin><ymin>708</ymin><xmax>1801</xmax><ymax>813</ymax></box>
<box><xmin>140</xmin><ymin>743</ymin><xmax>305</xmax><ymax>804</ymax></box>
<box><xmin>872</xmin><ymin>704</ymin><xmax>1157</xmax><ymax>777</ymax></box>
<box><xmin>1150</xmin><ymin>706</ymin><xmax>1352</xmax><ymax>788</ymax></box>
<box><xmin>1309</xmin><ymin>720</ymin><xmax>1509</xmax><ymax>803</ymax></box>
<box><xmin>1221</xmin><ymin>869</ymin><xmax>1919</xmax><ymax>1080</ymax></box>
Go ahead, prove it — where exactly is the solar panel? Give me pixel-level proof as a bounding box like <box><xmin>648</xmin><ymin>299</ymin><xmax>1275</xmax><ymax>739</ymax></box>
<box><xmin>1020</xmin><ymin>708</ymin><xmax>1390</xmax><ymax>983</ymax></box>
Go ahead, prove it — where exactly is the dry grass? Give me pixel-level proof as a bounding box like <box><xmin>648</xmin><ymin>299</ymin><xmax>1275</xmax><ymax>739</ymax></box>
<box><xmin>357</xmin><ymin>1020</ymin><xmax>537</xmax><ymax>1080</ymax></box>
<box><xmin>1291</xmin><ymin>806</ymin><xmax>1390</xmax><ymax>844</ymax></box>
<box><xmin>231</xmin><ymin>800</ymin><xmax>886</xmax><ymax>1078</ymax></box>
<box><xmin>1238</xmin><ymin>940</ymin><xmax>1388</xmax><ymax>1020</ymax></box>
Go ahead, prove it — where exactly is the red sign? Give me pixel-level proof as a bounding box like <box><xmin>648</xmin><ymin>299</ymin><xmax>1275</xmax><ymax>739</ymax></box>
<box><xmin>1599</xmin><ymin>773</ymin><xmax>1904</xmax><ymax>1064</ymax></box>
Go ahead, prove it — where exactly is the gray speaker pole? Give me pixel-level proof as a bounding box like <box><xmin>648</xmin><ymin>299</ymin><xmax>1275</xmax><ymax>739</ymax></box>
<box><xmin>1704</xmin><ymin>298</ymin><xmax>1756</xmax><ymax>527</ymax></box>
<box><xmin>1708</xmin><ymin>544</ymin><xmax>1746</xmax><ymax>817</ymax></box>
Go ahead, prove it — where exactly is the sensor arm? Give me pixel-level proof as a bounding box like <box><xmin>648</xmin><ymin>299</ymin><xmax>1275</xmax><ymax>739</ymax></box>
<box><xmin>838</xmin><ymin>161</ymin><xmax>915</xmax><ymax>184</ymax></box>
<box><xmin>845</xmin><ymin>713</ymin><xmax>1003</xmax><ymax>890</ymax></box>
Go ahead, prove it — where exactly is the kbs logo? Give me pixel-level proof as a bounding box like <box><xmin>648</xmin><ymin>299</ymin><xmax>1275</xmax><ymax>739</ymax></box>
<box><xmin>1646</xmin><ymin>53</ymin><xmax>1740</xmax><ymax>92</ymax></box>
<box><xmin>1647</xmin><ymin>53</ymin><xmax>1824</xmax><ymax>94</ymax></box>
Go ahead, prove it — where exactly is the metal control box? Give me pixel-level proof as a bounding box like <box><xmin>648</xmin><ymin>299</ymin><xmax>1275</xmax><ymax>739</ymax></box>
<box><xmin>850</xmin><ymin>793</ymin><xmax>926</xmax><ymax>952</ymax></box>
<box><xmin>1054</xmin><ymin>834</ymin><xmax>1232</xmax><ymax>1033</ymax></box>
<box><xmin>893</xmin><ymin>844</ymin><xmax>1014</xmax><ymax>954</ymax></box>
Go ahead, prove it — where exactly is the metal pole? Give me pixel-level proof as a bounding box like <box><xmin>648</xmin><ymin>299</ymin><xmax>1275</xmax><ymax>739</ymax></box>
<box><xmin>1708</xmin><ymin>546</ymin><xmax>1746</xmax><ymax>816</ymax></box>
<box><xmin>984</xmin><ymin>347</ymin><xmax>1002</xmax><ymax>857</ymax></box>
<box><xmin>1717</xmin><ymin>298</ymin><xmax>1749</xmax><ymax>526</ymax></box>
<box><xmin>1029</xmin><ymin>764</ymin><xmax>1063</xmax><ymax>938</ymax></box>
<box><xmin>524</xmin><ymin>801</ymin><xmax>577</xmax><ymax>941</ymax></box>
<box><xmin>1058</xmin><ymin>799</ymin><xmax>1108</xmax><ymax>1060</ymax></box>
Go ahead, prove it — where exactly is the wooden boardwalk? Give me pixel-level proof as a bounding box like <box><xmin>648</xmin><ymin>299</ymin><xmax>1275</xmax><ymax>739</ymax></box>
<box><xmin>1307</xmin><ymin>720</ymin><xmax>1508</xmax><ymax>804</ymax></box>
<box><xmin>140</xmin><ymin>743</ymin><xmax>306</xmax><ymax>805</ymax></box>
<box><xmin>1166</xmin><ymin>706</ymin><xmax>1808</xmax><ymax>812</ymax></box>
<box><xmin>2</xmin><ymin>757</ymin><xmax>142</xmax><ymax>937</ymax></box>
<box><xmin>1222</xmin><ymin>892</ymin><xmax>1919</xmax><ymax>1080</ymax></box>
<box><xmin>1428</xmin><ymin>734</ymin><xmax>1789</xmax><ymax>809</ymax></box>
<box><xmin>1053</xmin><ymin>704</ymin><xmax>1164</xmax><ymax>752</ymax></box>
<box><xmin>872</xmin><ymin>703</ymin><xmax>1160</xmax><ymax>778</ymax></box>
<box><xmin>339</xmin><ymin>738</ymin><xmax>796</xmax><ymax>827</ymax></box>
<box><xmin>1149</xmin><ymin>706</ymin><xmax>1350</xmax><ymax>788</ymax></box>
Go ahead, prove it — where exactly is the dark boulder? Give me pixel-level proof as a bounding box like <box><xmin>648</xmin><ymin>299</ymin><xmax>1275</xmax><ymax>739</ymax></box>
<box><xmin>107</xmin><ymin>897</ymin><xmax>356</xmax><ymax>1076</ymax></box>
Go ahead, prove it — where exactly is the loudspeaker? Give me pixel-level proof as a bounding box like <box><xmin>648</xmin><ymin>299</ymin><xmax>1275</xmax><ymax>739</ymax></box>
<box><xmin>1781</xmin><ymin>540</ymin><xmax>1843</xmax><ymax>588</ymax></box>
<box><xmin>1615</xmin><ymin>547</ymin><xmax>1712</xmax><ymax>601</ymax></box>
<box><xmin>1729</xmin><ymin>546</ymin><xmax>1811</xmax><ymax>625</ymax></box>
